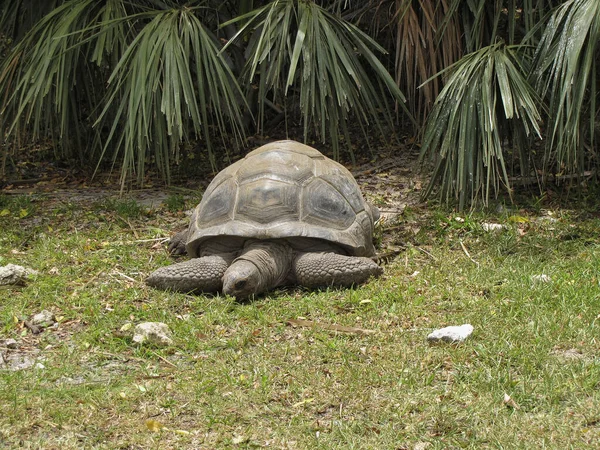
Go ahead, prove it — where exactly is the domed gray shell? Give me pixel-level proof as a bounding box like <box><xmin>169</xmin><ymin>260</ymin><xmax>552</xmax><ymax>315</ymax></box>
<box><xmin>186</xmin><ymin>140</ymin><xmax>376</xmax><ymax>257</ymax></box>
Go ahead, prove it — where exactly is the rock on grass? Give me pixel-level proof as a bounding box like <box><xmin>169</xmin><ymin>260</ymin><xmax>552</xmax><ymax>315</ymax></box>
<box><xmin>427</xmin><ymin>324</ymin><xmax>474</xmax><ymax>344</ymax></box>
<box><xmin>0</xmin><ymin>264</ymin><xmax>38</xmax><ymax>286</ymax></box>
<box><xmin>133</xmin><ymin>322</ymin><xmax>173</xmax><ymax>347</ymax></box>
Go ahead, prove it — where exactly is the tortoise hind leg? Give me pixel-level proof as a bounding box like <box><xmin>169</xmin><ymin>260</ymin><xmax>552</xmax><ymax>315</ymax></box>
<box><xmin>292</xmin><ymin>253</ymin><xmax>383</xmax><ymax>288</ymax></box>
<box><xmin>146</xmin><ymin>255</ymin><xmax>231</xmax><ymax>293</ymax></box>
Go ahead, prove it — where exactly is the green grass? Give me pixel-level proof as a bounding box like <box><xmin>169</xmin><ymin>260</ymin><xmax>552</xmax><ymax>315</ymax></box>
<box><xmin>1</xmin><ymin>193</ymin><xmax>600</xmax><ymax>448</ymax></box>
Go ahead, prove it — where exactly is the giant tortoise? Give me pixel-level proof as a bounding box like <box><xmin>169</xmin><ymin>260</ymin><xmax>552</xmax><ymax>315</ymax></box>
<box><xmin>146</xmin><ymin>140</ymin><xmax>382</xmax><ymax>299</ymax></box>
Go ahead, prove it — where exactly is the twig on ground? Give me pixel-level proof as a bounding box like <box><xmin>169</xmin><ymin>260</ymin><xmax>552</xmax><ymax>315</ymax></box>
<box><xmin>415</xmin><ymin>246</ymin><xmax>438</xmax><ymax>261</ymax></box>
<box><xmin>111</xmin><ymin>270</ymin><xmax>136</xmax><ymax>283</ymax></box>
<box><xmin>459</xmin><ymin>240</ymin><xmax>479</xmax><ymax>267</ymax></box>
<box><xmin>151</xmin><ymin>351</ymin><xmax>178</xmax><ymax>368</ymax></box>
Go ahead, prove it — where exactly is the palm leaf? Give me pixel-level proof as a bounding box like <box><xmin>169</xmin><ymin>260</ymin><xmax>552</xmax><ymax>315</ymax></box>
<box><xmin>420</xmin><ymin>42</ymin><xmax>542</xmax><ymax>210</ymax></box>
<box><xmin>96</xmin><ymin>6</ymin><xmax>246</xmax><ymax>187</ymax></box>
<box><xmin>224</xmin><ymin>0</ymin><xmax>412</xmax><ymax>160</ymax></box>
<box><xmin>532</xmin><ymin>0</ymin><xmax>600</xmax><ymax>180</ymax></box>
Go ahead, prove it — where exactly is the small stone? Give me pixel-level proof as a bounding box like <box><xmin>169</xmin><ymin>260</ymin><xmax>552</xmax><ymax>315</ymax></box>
<box><xmin>481</xmin><ymin>222</ymin><xmax>506</xmax><ymax>232</ymax></box>
<box><xmin>535</xmin><ymin>216</ymin><xmax>558</xmax><ymax>223</ymax></box>
<box><xmin>3</xmin><ymin>339</ymin><xmax>18</xmax><ymax>349</ymax></box>
<box><xmin>427</xmin><ymin>324</ymin><xmax>474</xmax><ymax>344</ymax></box>
<box><xmin>531</xmin><ymin>274</ymin><xmax>551</xmax><ymax>283</ymax></box>
<box><xmin>35</xmin><ymin>362</ymin><xmax>46</xmax><ymax>370</ymax></box>
<box><xmin>4</xmin><ymin>354</ymin><xmax>37</xmax><ymax>371</ymax></box>
<box><xmin>133</xmin><ymin>322</ymin><xmax>173</xmax><ymax>346</ymax></box>
<box><xmin>414</xmin><ymin>443</ymin><xmax>431</xmax><ymax>450</ymax></box>
<box><xmin>30</xmin><ymin>310</ymin><xmax>56</xmax><ymax>326</ymax></box>
<box><xmin>0</xmin><ymin>264</ymin><xmax>38</xmax><ymax>286</ymax></box>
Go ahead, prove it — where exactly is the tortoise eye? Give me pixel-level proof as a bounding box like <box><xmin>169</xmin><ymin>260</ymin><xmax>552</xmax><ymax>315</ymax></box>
<box><xmin>235</xmin><ymin>280</ymin><xmax>247</xmax><ymax>290</ymax></box>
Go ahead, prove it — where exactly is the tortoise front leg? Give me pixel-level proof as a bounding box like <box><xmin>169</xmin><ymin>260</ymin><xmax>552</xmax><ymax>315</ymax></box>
<box><xmin>167</xmin><ymin>230</ymin><xmax>189</xmax><ymax>255</ymax></box>
<box><xmin>146</xmin><ymin>255</ymin><xmax>232</xmax><ymax>293</ymax></box>
<box><xmin>292</xmin><ymin>252</ymin><xmax>383</xmax><ymax>288</ymax></box>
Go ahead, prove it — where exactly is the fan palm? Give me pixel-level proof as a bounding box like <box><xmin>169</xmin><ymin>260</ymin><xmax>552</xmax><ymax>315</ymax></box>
<box><xmin>0</xmin><ymin>0</ymin><xmax>412</xmax><ymax>186</ymax></box>
<box><xmin>224</xmin><ymin>0</ymin><xmax>412</xmax><ymax>160</ymax></box>
<box><xmin>0</xmin><ymin>0</ymin><xmax>247</xmax><ymax>188</ymax></box>
<box><xmin>419</xmin><ymin>42</ymin><xmax>542</xmax><ymax>210</ymax></box>
<box><xmin>533</xmin><ymin>0</ymin><xmax>600</xmax><ymax>180</ymax></box>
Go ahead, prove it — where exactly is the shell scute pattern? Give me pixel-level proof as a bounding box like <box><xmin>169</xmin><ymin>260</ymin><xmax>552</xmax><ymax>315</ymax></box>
<box><xmin>187</xmin><ymin>140</ymin><xmax>375</xmax><ymax>257</ymax></box>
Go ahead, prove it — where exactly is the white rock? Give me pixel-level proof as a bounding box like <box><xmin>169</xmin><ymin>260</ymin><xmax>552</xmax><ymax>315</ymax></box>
<box><xmin>4</xmin><ymin>354</ymin><xmax>37</xmax><ymax>371</ymax></box>
<box><xmin>535</xmin><ymin>216</ymin><xmax>558</xmax><ymax>223</ymax></box>
<box><xmin>0</xmin><ymin>264</ymin><xmax>38</xmax><ymax>286</ymax></box>
<box><xmin>427</xmin><ymin>324</ymin><xmax>474</xmax><ymax>343</ymax></box>
<box><xmin>414</xmin><ymin>443</ymin><xmax>431</xmax><ymax>450</ymax></box>
<box><xmin>30</xmin><ymin>310</ymin><xmax>56</xmax><ymax>326</ymax></box>
<box><xmin>133</xmin><ymin>322</ymin><xmax>173</xmax><ymax>346</ymax></box>
<box><xmin>531</xmin><ymin>274</ymin><xmax>551</xmax><ymax>283</ymax></box>
<box><xmin>481</xmin><ymin>223</ymin><xmax>506</xmax><ymax>232</ymax></box>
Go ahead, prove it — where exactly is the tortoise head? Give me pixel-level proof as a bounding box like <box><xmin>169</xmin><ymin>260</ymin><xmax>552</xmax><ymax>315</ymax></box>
<box><xmin>222</xmin><ymin>259</ymin><xmax>262</xmax><ymax>299</ymax></box>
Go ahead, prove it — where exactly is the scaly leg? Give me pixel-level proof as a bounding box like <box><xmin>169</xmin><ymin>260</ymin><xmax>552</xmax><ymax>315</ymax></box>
<box><xmin>292</xmin><ymin>252</ymin><xmax>382</xmax><ymax>288</ymax></box>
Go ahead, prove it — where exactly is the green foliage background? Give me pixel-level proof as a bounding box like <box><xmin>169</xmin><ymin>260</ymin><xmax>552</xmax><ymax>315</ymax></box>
<box><xmin>0</xmin><ymin>0</ymin><xmax>598</xmax><ymax>208</ymax></box>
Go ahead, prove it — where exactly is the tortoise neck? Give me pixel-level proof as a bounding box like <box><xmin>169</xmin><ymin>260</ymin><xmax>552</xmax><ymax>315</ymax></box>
<box><xmin>223</xmin><ymin>240</ymin><xmax>293</xmax><ymax>298</ymax></box>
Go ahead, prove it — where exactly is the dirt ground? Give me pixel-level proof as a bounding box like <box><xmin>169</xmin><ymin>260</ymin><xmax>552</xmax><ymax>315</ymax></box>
<box><xmin>1</xmin><ymin>141</ymin><xmax>426</xmax><ymax>248</ymax></box>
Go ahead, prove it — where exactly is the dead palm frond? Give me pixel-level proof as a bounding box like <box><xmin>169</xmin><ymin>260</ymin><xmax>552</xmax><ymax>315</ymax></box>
<box><xmin>393</xmin><ymin>0</ymin><xmax>463</xmax><ymax>124</ymax></box>
<box><xmin>420</xmin><ymin>42</ymin><xmax>542</xmax><ymax>210</ymax></box>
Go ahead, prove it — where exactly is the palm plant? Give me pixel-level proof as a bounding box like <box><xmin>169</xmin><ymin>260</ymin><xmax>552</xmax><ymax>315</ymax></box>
<box><xmin>418</xmin><ymin>0</ymin><xmax>600</xmax><ymax>208</ymax></box>
<box><xmin>0</xmin><ymin>0</ymin><xmax>411</xmax><ymax>186</ymax></box>
<box><xmin>532</xmin><ymin>0</ymin><xmax>600</xmax><ymax>180</ymax></box>
<box><xmin>0</xmin><ymin>0</ymin><xmax>247</xmax><ymax>188</ymax></box>
<box><xmin>224</xmin><ymin>0</ymin><xmax>411</xmax><ymax>160</ymax></box>
<box><xmin>1</xmin><ymin>0</ymin><xmax>597</xmax><ymax>210</ymax></box>
<box><xmin>389</xmin><ymin>0</ymin><xmax>558</xmax><ymax>126</ymax></box>
<box><xmin>419</xmin><ymin>42</ymin><xmax>542</xmax><ymax>209</ymax></box>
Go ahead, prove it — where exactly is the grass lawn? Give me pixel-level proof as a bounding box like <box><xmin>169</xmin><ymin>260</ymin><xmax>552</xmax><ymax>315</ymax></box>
<box><xmin>1</xmin><ymin>190</ymin><xmax>599</xmax><ymax>449</ymax></box>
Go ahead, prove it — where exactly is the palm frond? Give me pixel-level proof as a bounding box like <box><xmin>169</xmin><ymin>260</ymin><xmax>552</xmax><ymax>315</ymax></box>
<box><xmin>0</xmin><ymin>0</ymin><xmax>247</xmax><ymax>187</ymax></box>
<box><xmin>96</xmin><ymin>6</ymin><xmax>247</xmax><ymax>187</ymax></box>
<box><xmin>224</xmin><ymin>0</ymin><xmax>412</xmax><ymax>160</ymax></box>
<box><xmin>0</xmin><ymin>0</ymin><xmax>124</xmax><ymax>161</ymax></box>
<box><xmin>533</xmin><ymin>0</ymin><xmax>600</xmax><ymax>179</ymax></box>
<box><xmin>420</xmin><ymin>42</ymin><xmax>542</xmax><ymax>210</ymax></box>
<box><xmin>0</xmin><ymin>0</ymin><xmax>65</xmax><ymax>42</ymax></box>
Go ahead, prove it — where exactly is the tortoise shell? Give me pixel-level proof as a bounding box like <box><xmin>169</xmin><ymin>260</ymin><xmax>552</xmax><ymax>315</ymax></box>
<box><xmin>186</xmin><ymin>140</ymin><xmax>376</xmax><ymax>257</ymax></box>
